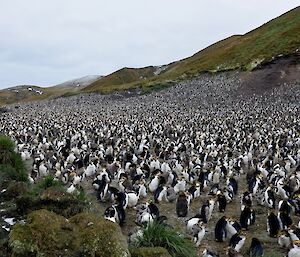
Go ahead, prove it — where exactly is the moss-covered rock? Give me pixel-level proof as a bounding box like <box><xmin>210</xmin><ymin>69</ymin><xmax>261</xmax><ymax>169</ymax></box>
<box><xmin>2</xmin><ymin>181</ymin><xmax>28</xmax><ymax>201</ymax></box>
<box><xmin>71</xmin><ymin>212</ymin><xmax>130</xmax><ymax>257</ymax></box>
<box><xmin>9</xmin><ymin>209</ymin><xmax>130</xmax><ymax>257</ymax></box>
<box><xmin>9</xmin><ymin>209</ymin><xmax>76</xmax><ymax>257</ymax></box>
<box><xmin>130</xmin><ymin>247</ymin><xmax>171</xmax><ymax>257</ymax></box>
<box><xmin>15</xmin><ymin>186</ymin><xmax>87</xmax><ymax>217</ymax></box>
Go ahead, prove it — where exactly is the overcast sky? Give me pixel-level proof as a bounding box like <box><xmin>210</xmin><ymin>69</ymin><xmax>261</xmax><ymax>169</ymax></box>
<box><xmin>0</xmin><ymin>1</ymin><xmax>299</xmax><ymax>89</ymax></box>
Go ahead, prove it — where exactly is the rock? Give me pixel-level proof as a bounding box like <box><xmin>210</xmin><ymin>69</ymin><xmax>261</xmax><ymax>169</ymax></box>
<box><xmin>130</xmin><ymin>247</ymin><xmax>171</xmax><ymax>257</ymax></box>
<box><xmin>2</xmin><ymin>182</ymin><xmax>28</xmax><ymax>201</ymax></box>
<box><xmin>70</xmin><ymin>212</ymin><xmax>130</xmax><ymax>257</ymax></box>
<box><xmin>9</xmin><ymin>209</ymin><xmax>130</xmax><ymax>257</ymax></box>
<box><xmin>15</xmin><ymin>186</ymin><xmax>86</xmax><ymax>217</ymax></box>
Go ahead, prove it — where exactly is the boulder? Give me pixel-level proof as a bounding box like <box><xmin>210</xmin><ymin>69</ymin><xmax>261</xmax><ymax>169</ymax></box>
<box><xmin>9</xmin><ymin>209</ymin><xmax>130</xmax><ymax>257</ymax></box>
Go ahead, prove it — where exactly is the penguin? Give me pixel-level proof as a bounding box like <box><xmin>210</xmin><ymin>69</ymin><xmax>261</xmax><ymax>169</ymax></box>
<box><xmin>227</xmin><ymin>247</ymin><xmax>244</xmax><ymax>257</ymax></box>
<box><xmin>191</xmin><ymin>221</ymin><xmax>206</xmax><ymax>246</ymax></box>
<box><xmin>229</xmin><ymin>233</ymin><xmax>246</xmax><ymax>252</ymax></box>
<box><xmin>188</xmin><ymin>182</ymin><xmax>201</xmax><ymax>199</ymax></box>
<box><xmin>186</xmin><ymin>215</ymin><xmax>202</xmax><ymax>230</ymax></box>
<box><xmin>202</xmin><ymin>249</ymin><xmax>220</xmax><ymax>257</ymax></box>
<box><xmin>104</xmin><ymin>203</ymin><xmax>125</xmax><ymax>226</ymax></box>
<box><xmin>278</xmin><ymin>211</ymin><xmax>293</xmax><ymax>230</ymax></box>
<box><xmin>115</xmin><ymin>203</ymin><xmax>126</xmax><ymax>226</ymax></box>
<box><xmin>278</xmin><ymin>200</ymin><xmax>293</xmax><ymax>216</ymax></box>
<box><xmin>226</xmin><ymin>219</ymin><xmax>241</xmax><ymax>238</ymax></box>
<box><xmin>176</xmin><ymin>192</ymin><xmax>189</xmax><ymax>217</ymax></box>
<box><xmin>288</xmin><ymin>227</ymin><xmax>300</xmax><ymax>241</ymax></box>
<box><xmin>154</xmin><ymin>185</ymin><xmax>168</xmax><ymax>203</ymax></box>
<box><xmin>288</xmin><ymin>241</ymin><xmax>300</xmax><ymax>257</ymax></box>
<box><xmin>277</xmin><ymin>230</ymin><xmax>291</xmax><ymax>248</ymax></box>
<box><xmin>217</xmin><ymin>191</ymin><xmax>227</xmax><ymax>212</ymax></box>
<box><xmin>240</xmin><ymin>206</ymin><xmax>255</xmax><ymax>230</ymax></box>
<box><xmin>149</xmin><ymin>174</ymin><xmax>160</xmax><ymax>192</ymax></box>
<box><xmin>227</xmin><ymin>177</ymin><xmax>238</xmax><ymax>195</ymax></box>
<box><xmin>248</xmin><ymin>238</ymin><xmax>264</xmax><ymax>257</ymax></box>
<box><xmin>147</xmin><ymin>202</ymin><xmax>160</xmax><ymax>219</ymax></box>
<box><xmin>93</xmin><ymin>174</ymin><xmax>109</xmax><ymax>201</ymax></box>
<box><xmin>215</xmin><ymin>216</ymin><xmax>228</xmax><ymax>242</ymax></box>
<box><xmin>209</xmin><ymin>183</ymin><xmax>220</xmax><ymax>196</ymax></box>
<box><xmin>267</xmin><ymin>212</ymin><xmax>280</xmax><ymax>237</ymax></box>
<box><xmin>241</xmin><ymin>191</ymin><xmax>253</xmax><ymax>210</ymax></box>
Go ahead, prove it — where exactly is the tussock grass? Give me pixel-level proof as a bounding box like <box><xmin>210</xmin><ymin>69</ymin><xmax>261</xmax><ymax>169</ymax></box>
<box><xmin>0</xmin><ymin>136</ymin><xmax>27</xmax><ymax>182</ymax></box>
<box><xmin>134</xmin><ymin>221</ymin><xmax>197</xmax><ymax>257</ymax></box>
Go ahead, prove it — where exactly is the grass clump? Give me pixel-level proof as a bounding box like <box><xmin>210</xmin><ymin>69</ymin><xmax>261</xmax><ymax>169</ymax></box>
<box><xmin>134</xmin><ymin>221</ymin><xmax>197</xmax><ymax>257</ymax></box>
<box><xmin>35</xmin><ymin>175</ymin><xmax>62</xmax><ymax>191</ymax></box>
<box><xmin>0</xmin><ymin>136</ymin><xmax>27</xmax><ymax>183</ymax></box>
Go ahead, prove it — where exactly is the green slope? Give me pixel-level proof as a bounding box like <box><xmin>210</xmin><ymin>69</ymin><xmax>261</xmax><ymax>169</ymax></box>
<box><xmin>84</xmin><ymin>6</ymin><xmax>300</xmax><ymax>93</ymax></box>
<box><xmin>83</xmin><ymin>66</ymin><xmax>157</xmax><ymax>93</ymax></box>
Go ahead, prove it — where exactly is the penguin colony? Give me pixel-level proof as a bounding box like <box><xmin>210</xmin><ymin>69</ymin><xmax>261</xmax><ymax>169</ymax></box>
<box><xmin>0</xmin><ymin>73</ymin><xmax>300</xmax><ymax>256</ymax></box>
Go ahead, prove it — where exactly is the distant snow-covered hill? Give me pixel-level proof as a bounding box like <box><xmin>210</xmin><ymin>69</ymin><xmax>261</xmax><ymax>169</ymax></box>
<box><xmin>54</xmin><ymin>75</ymin><xmax>103</xmax><ymax>89</ymax></box>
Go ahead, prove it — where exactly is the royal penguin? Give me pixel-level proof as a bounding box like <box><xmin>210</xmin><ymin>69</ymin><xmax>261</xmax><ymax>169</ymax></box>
<box><xmin>191</xmin><ymin>220</ymin><xmax>206</xmax><ymax>246</ymax></box>
<box><xmin>227</xmin><ymin>247</ymin><xmax>244</xmax><ymax>257</ymax></box>
<box><xmin>226</xmin><ymin>218</ymin><xmax>241</xmax><ymax>238</ymax></box>
<box><xmin>202</xmin><ymin>248</ymin><xmax>220</xmax><ymax>257</ymax></box>
<box><xmin>288</xmin><ymin>241</ymin><xmax>300</xmax><ymax>257</ymax></box>
<box><xmin>288</xmin><ymin>227</ymin><xmax>300</xmax><ymax>241</ymax></box>
<box><xmin>248</xmin><ymin>237</ymin><xmax>264</xmax><ymax>257</ymax></box>
<box><xmin>215</xmin><ymin>216</ymin><xmax>228</xmax><ymax>242</ymax></box>
<box><xmin>199</xmin><ymin>199</ymin><xmax>215</xmax><ymax>223</ymax></box>
<box><xmin>186</xmin><ymin>216</ymin><xmax>203</xmax><ymax>233</ymax></box>
<box><xmin>264</xmin><ymin>186</ymin><xmax>276</xmax><ymax>209</ymax></box>
<box><xmin>149</xmin><ymin>173</ymin><xmax>161</xmax><ymax>193</ymax></box>
<box><xmin>188</xmin><ymin>182</ymin><xmax>201</xmax><ymax>199</ymax></box>
<box><xmin>278</xmin><ymin>211</ymin><xmax>293</xmax><ymax>230</ymax></box>
<box><xmin>217</xmin><ymin>191</ymin><xmax>227</xmax><ymax>212</ymax></box>
<box><xmin>154</xmin><ymin>185</ymin><xmax>168</xmax><ymax>203</ymax></box>
<box><xmin>104</xmin><ymin>203</ymin><xmax>125</xmax><ymax>226</ymax></box>
<box><xmin>277</xmin><ymin>230</ymin><xmax>291</xmax><ymax>248</ymax></box>
<box><xmin>267</xmin><ymin>212</ymin><xmax>280</xmax><ymax>237</ymax></box>
<box><xmin>241</xmin><ymin>191</ymin><xmax>253</xmax><ymax>210</ymax></box>
<box><xmin>240</xmin><ymin>206</ymin><xmax>255</xmax><ymax>230</ymax></box>
<box><xmin>229</xmin><ymin>232</ymin><xmax>246</xmax><ymax>252</ymax></box>
<box><xmin>176</xmin><ymin>191</ymin><xmax>189</xmax><ymax>217</ymax></box>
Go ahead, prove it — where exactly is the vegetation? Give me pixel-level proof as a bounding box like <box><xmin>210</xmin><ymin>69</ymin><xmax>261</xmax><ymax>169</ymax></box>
<box><xmin>130</xmin><ymin>247</ymin><xmax>171</xmax><ymax>257</ymax></box>
<box><xmin>0</xmin><ymin>136</ymin><xmax>27</xmax><ymax>183</ymax></box>
<box><xmin>83</xmin><ymin>66</ymin><xmax>156</xmax><ymax>93</ymax></box>
<box><xmin>134</xmin><ymin>221</ymin><xmax>197</xmax><ymax>257</ymax></box>
<box><xmin>9</xmin><ymin>210</ymin><xmax>130</xmax><ymax>257</ymax></box>
<box><xmin>83</xmin><ymin>6</ymin><xmax>300</xmax><ymax>94</ymax></box>
<box><xmin>31</xmin><ymin>175</ymin><xmax>62</xmax><ymax>193</ymax></box>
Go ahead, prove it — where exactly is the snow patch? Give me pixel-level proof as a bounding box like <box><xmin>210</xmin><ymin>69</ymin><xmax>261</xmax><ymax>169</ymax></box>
<box><xmin>154</xmin><ymin>65</ymin><xmax>169</xmax><ymax>75</ymax></box>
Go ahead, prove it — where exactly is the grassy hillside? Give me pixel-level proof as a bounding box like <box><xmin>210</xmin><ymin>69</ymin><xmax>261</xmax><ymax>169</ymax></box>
<box><xmin>83</xmin><ymin>66</ymin><xmax>157</xmax><ymax>93</ymax></box>
<box><xmin>165</xmin><ymin>6</ymin><xmax>300</xmax><ymax>76</ymax></box>
<box><xmin>84</xmin><ymin>6</ymin><xmax>300</xmax><ymax>93</ymax></box>
<box><xmin>0</xmin><ymin>86</ymin><xmax>82</xmax><ymax>106</ymax></box>
<box><xmin>0</xmin><ymin>6</ymin><xmax>299</xmax><ymax>105</ymax></box>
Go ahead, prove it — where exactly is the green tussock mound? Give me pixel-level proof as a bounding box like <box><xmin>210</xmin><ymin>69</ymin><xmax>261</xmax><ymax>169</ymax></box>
<box><xmin>134</xmin><ymin>222</ymin><xmax>197</xmax><ymax>257</ymax></box>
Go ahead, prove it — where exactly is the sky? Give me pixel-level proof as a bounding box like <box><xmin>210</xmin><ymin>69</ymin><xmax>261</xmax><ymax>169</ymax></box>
<box><xmin>0</xmin><ymin>1</ymin><xmax>299</xmax><ymax>89</ymax></box>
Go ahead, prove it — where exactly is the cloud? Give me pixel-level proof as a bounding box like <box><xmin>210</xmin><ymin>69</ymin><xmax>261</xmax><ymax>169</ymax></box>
<box><xmin>0</xmin><ymin>0</ymin><xmax>299</xmax><ymax>88</ymax></box>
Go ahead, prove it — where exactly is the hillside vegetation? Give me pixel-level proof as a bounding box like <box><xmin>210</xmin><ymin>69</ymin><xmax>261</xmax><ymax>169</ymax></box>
<box><xmin>85</xmin><ymin>6</ymin><xmax>300</xmax><ymax>93</ymax></box>
<box><xmin>0</xmin><ymin>6</ymin><xmax>299</xmax><ymax>105</ymax></box>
